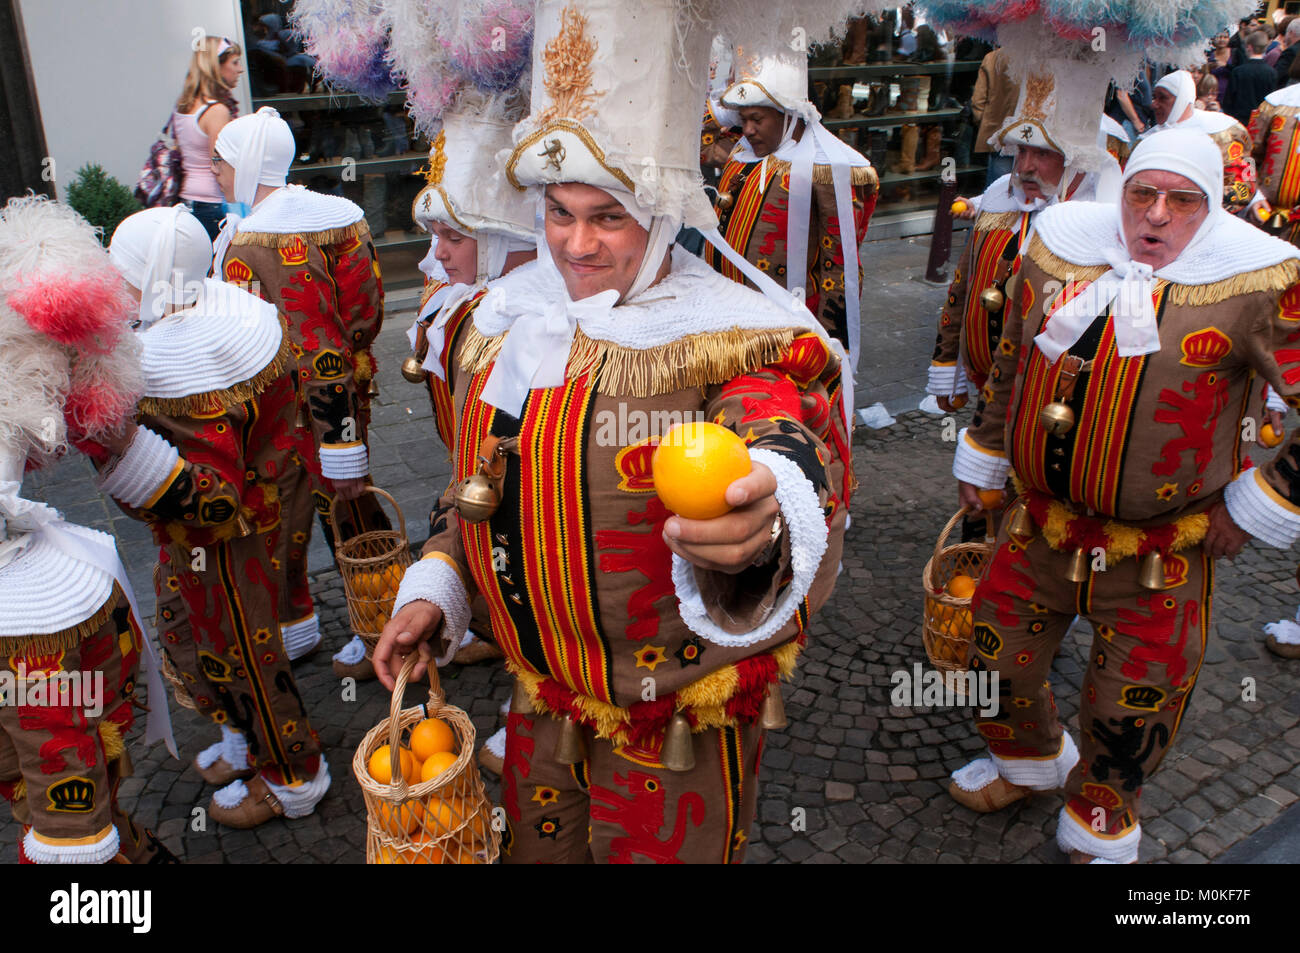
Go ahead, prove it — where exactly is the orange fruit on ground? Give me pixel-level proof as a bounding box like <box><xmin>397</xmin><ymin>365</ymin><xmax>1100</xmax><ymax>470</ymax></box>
<box><xmin>420</xmin><ymin>749</ymin><xmax>458</xmax><ymax>785</ymax></box>
<box><xmin>977</xmin><ymin>488</ymin><xmax>1005</xmax><ymax>510</ymax></box>
<box><xmin>410</xmin><ymin>718</ymin><xmax>456</xmax><ymax>762</ymax></box>
<box><xmin>946</xmin><ymin>574</ymin><xmax>977</xmax><ymax>600</ymax></box>
<box><xmin>368</xmin><ymin>744</ymin><xmax>415</xmax><ymax>785</ymax></box>
<box><xmin>1260</xmin><ymin>422</ymin><xmax>1284</xmax><ymax>447</ymax></box>
<box><xmin>652</xmin><ymin>422</ymin><xmax>752</xmax><ymax>520</ymax></box>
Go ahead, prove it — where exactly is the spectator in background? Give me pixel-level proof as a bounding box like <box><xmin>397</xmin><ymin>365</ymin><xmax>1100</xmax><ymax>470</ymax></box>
<box><xmin>1275</xmin><ymin>18</ymin><xmax>1300</xmax><ymax>87</ymax></box>
<box><xmin>1226</xmin><ymin>31</ymin><xmax>1277</xmax><ymax>125</ymax></box>
<box><xmin>1209</xmin><ymin>31</ymin><xmax>1240</xmax><ymax>107</ymax></box>
<box><xmin>972</xmin><ymin>47</ymin><xmax>1019</xmax><ymax>187</ymax></box>
<box><xmin>1263</xmin><ymin>19</ymin><xmax>1283</xmax><ymax>66</ymax></box>
<box><xmin>1196</xmin><ymin>74</ymin><xmax>1223</xmax><ymax>111</ymax></box>
<box><xmin>174</xmin><ymin>36</ymin><xmax>243</xmax><ymax>241</ymax></box>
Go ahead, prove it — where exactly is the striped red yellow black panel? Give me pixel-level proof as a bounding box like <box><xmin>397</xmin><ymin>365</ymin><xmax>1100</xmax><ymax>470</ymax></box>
<box><xmin>1066</xmin><ymin>297</ymin><xmax>1153</xmax><ymax>514</ymax></box>
<box><xmin>457</xmin><ymin>371</ymin><xmax>531</xmax><ymax>675</ymax></box>
<box><xmin>1279</xmin><ymin>122</ymin><xmax>1300</xmax><ymax>208</ymax></box>
<box><xmin>719</xmin><ymin>726</ymin><xmax>744</xmax><ymax>863</ymax></box>
<box><xmin>518</xmin><ymin>374</ymin><xmax>614</xmax><ymax>703</ymax></box>
<box><xmin>428</xmin><ymin>295</ymin><xmax>483</xmax><ymax>452</ymax></box>
<box><xmin>712</xmin><ymin>161</ymin><xmax>774</xmax><ymax>284</ymax></box>
<box><xmin>962</xmin><ymin>227</ymin><xmax>1016</xmax><ymax>379</ymax></box>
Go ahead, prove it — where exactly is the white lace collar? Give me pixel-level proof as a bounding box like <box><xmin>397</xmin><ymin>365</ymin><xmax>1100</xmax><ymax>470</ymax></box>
<box><xmin>236</xmin><ymin>184</ymin><xmax>364</xmax><ymax>235</ymax></box>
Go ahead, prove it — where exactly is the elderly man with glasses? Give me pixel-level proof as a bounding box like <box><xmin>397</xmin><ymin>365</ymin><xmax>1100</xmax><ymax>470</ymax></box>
<box><xmin>946</xmin><ymin>129</ymin><xmax>1300</xmax><ymax>863</ymax></box>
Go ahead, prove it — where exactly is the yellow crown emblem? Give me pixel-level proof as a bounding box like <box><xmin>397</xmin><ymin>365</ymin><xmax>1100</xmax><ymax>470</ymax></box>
<box><xmin>1118</xmin><ymin>684</ymin><xmax>1165</xmax><ymax>711</ymax></box>
<box><xmin>279</xmin><ymin>236</ymin><xmax>309</xmax><ymax>266</ymax></box>
<box><xmin>1179</xmin><ymin>327</ymin><xmax>1232</xmax><ymax>368</ymax></box>
<box><xmin>972</xmin><ymin>622</ymin><xmax>1002</xmax><ymax>660</ymax></box>
<box><xmin>313</xmin><ymin>350</ymin><xmax>346</xmax><ymax>380</ymax></box>
<box><xmin>47</xmin><ymin>776</ymin><xmax>96</xmax><ymax>814</ymax></box>
<box><xmin>198</xmin><ymin>650</ymin><xmax>232</xmax><ymax>683</ymax></box>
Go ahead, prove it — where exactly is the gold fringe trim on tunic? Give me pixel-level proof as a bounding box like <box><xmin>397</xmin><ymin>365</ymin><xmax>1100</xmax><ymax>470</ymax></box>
<box><xmin>1027</xmin><ymin>235</ymin><xmax>1300</xmax><ymax>305</ymax></box>
<box><xmin>231</xmin><ymin>220</ymin><xmax>369</xmax><ymax>248</ymax></box>
<box><xmin>762</xmin><ymin>157</ymin><xmax>878</xmax><ymax>189</ymax></box>
<box><xmin>974</xmin><ymin>211</ymin><xmax>1025</xmax><ymax>234</ymax></box>
<box><xmin>459</xmin><ymin>325</ymin><xmax>798</xmax><ymax>399</ymax></box>
<box><xmin>354</xmin><ymin>349</ymin><xmax>374</xmax><ymax>383</ymax></box>
<box><xmin>138</xmin><ymin>327</ymin><xmax>295</xmax><ymax>418</ymax></box>
<box><xmin>1</xmin><ymin>585</ymin><xmax>121</xmax><ymax>655</ymax></box>
<box><xmin>506</xmin><ymin>640</ymin><xmax>803</xmax><ymax>744</ymax></box>
<box><xmin>98</xmin><ymin>720</ymin><xmax>125</xmax><ymax>762</ymax></box>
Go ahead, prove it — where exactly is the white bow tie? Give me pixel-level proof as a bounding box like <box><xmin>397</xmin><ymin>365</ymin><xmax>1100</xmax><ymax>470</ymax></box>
<box><xmin>1035</xmin><ymin>244</ymin><xmax>1160</xmax><ymax>363</ymax></box>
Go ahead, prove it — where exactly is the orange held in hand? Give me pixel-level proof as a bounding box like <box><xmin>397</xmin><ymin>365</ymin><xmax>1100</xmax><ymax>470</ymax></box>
<box><xmin>951</xmin><ymin>199</ymin><xmax>968</xmax><ymax>215</ymax></box>
<box><xmin>1260</xmin><ymin>422</ymin><xmax>1284</xmax><ymax>448</ymax></box>
<box><xmin>652</xmin><ymin>422</ymin><xmax>752</xmax><ymax>520</ymax></box>
<box><xmin>946</xmin><ymin>574</ymin><xmax>977</xmax><ymax>600</ymax></box>
<box><xmin>977</xmin><ymin>488</ymin><xmax>1005</xmax><ymax>510</ymax></box>
<box><xmin>410</xmin><ymin>718</ymin><xmax>456</xmax><ymax>762</ymax></box>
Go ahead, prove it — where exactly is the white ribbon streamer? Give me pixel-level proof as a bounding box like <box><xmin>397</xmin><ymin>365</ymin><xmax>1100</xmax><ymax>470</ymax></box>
<box><xmin>1034</xmin><ymin>245</ymin><xmax>1159</xmax><ymax>363</ymax></box>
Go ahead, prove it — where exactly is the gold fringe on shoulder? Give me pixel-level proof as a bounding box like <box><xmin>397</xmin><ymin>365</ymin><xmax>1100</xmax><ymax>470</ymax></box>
<box><xmin>138</xmin><ymin>325</ymin><xmax>295</xmax><ymax>418</ymax></box>
<box><xmin>2</xmin><ymin>584</ymin><xmax>122</xmax><ymax>656</ymax></box>
<box><xmin>763</xmin><ymin>157</ymin><xmax>878</xmax><ymax>189</ymax></box>
<box><xmin>458</xmin><ymin>324</ymin><xmax>798</xmax><ymax>398</ymax></box>
<box><xmin>231</xmin><ymin>220</ymin><xmax>369</xmax><ymax>248</ymax></box>
<box><xmin>1028</xmin><ymin>234</ymin><xmax>1300</xmax><ymax>305</ymax></box>
<box><xmin>975</xmin><ymin>211</ymin><xmax>1026</xmax><ymax>234</ymax></box>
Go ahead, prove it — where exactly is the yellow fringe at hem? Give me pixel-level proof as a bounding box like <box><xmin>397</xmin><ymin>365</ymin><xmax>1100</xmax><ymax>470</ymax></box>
<box><xmin>459</xmin><ymin>325</ymin><xmax>798</xmax><ymax>399</ymax></box>
<box><xmin>138</xmin><ymin>326</ymin><xmax>295</xmax><ymax>417</ymax></box>
<box><xmin>1026</xmin><ymin>235</ymin><xmax>1300</xmax><ymax>306</ymax></box>
<box><xmin>504</xmin><ymin>640</ymin><xmax>803</xmax><ymax>745</ymax></box>
<box><xmin>231</xmin><ymin>221</ymin><xmax>369</xmax><ymax>248</ymax></box>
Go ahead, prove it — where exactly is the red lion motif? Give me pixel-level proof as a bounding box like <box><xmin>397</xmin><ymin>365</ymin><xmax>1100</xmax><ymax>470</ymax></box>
<box><xmin>595</xmin><ymin>498</ymin><xmax>673</xmax><ymax>642</ymax></box>
<box><xmin>1117</xmin><ymin>594</ymin><xmax>1194</xmax><ymax>688</ymax></box>
<box><xmin>1151</xmin><ymin>369</ymin><xmax>1231</xmax><ymax>477</ymax></box>
<box><xmin>590</xmin><ymin>769</ymin><xmax>705</xmax><ymax>864</ymax></box>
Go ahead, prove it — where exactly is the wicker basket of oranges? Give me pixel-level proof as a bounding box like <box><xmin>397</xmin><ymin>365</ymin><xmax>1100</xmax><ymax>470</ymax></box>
<box><xmin>353</xmin><ymin>654</ymin><xmax>499</xmax><ymax>864</ymax></box>
<box><xmin>921</xmin><ymin>506</ymin><xmax>994</xmax><ymax>679</ymax></box>
<box><xmin>332</xmin><ymin>487</ymin><xmax>412</xmax><ymax>656</ymax></box>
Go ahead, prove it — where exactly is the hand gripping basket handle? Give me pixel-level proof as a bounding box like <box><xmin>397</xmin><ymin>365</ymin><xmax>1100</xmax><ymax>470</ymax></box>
<box><xmin>385</xmin><ymin>648</ymin><xmax>445</xmax><ymax>787</ymax></box>
<box><xmin>932</xmin><ymin>505</ymin><xmax>994</xmax><ymax>563</ymax></box>
<box><xmin>328</xmin><ymin>485</ymin><xmax>408</xmax><ymax>544</ymax></box>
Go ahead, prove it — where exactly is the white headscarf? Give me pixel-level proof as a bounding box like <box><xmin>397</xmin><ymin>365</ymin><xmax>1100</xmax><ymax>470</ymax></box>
<box><xmin>212</xmin><ymin>107</ymin><xmax>295</xmax><ymax>266</ymax></box>
<box><xmin>1147</xmin><ymin>71</ymin><xmax>1198</xmax><ymax>134</ymax></box>
<box><xmin>1035</xmin><ymin>129</ymin><xmax>1223</xmax><ymax>362</ymax></box>
<box><xmin>109</xmin><ymin>206</ymin><xmax>213</xmax><ymax>329</ymax></box>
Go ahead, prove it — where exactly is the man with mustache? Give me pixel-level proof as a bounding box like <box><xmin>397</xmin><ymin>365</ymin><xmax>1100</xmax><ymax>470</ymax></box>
<box><xmin>948</xmin><ymin>129</ymin><xmax>1300</xmax><ymax>863</ymax></box>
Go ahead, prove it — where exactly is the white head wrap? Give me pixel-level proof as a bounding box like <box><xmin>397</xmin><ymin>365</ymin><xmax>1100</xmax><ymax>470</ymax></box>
<box><xmin>1035</xmin><ymin>129</ymin><xmax>1222</xmax><ymax>363</ymax></box>
<box><xmin>215</xmin><ymin>106</ymin><xmax>295</xmax><ymax>208</ymax></box>
<box><xmin>109</xmin><ymin>206</ymin><xmax>213</xmax><ymax>329</ymax></box>
<box><xmin>1151</xmin><ymin>71</ymin><xmax>1198</xmax><ymax>132</ymax></box>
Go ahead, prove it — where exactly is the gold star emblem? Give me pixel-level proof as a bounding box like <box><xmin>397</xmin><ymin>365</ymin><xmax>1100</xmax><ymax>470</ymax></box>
<box><xmin>634</xmin><ymin>645</ymin><xmax>668</xmax><ymax>672</ymax></box>
<box><xmin>1155</xmin><ymin>482</ymin><xmax>1179</xmax><ymax>501</ymax></box>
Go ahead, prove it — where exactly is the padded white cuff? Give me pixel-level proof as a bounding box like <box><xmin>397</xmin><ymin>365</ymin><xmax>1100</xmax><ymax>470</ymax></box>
<box><xmin>319</xmin><ymin>442</ymin><xmax>369</xmax><ymax>480</ymax></box>
<box><xmin>281</xmin><ymin>613</ymin><xmax>321</xmax><ymax>660</ymax></box>
<box><xmin>671</xmin><ymin>447</ymin><xmax>828</xmax><ymax>647</ymax></box>
<box><xmin>23</xmin><ymin>825</ymin><xmax>120</xmax><ymax>864</ymax></box>
<box><xmin>1056</xmin><ymin>804</ymin><xmax>1140</xmax><ymax>864</ymax></box>
<box><xmin>990</xmin><ymin>731</ymin><xmax>1079</xmax><ymax>790</ymax></box>
<box><xmin>265</xmin><ymin>759</ymin><xmax>331</xmax><ymax>818</ymax></box>
<box><xmin>97</xmin><ymin>426</ymin><xmax>180</xmax><ymax>508</ymax></box>
<box><xmin>926</xmin><ymin>362</ymin><xmax>969</xmax><ymax>397</ymax></box>
<box><xmin>392</xmin><ymin>555</ymin><xmax>471</xmax><ymax>666</ymax></box>
<box><xmin>1266</xmin><ymin>385</ymin><xmax>1287</xmax><ymax>414</ymax></box>
<box><xmin>1224</xmin><ymin>467</ymin><xmax>1300</xmax><ymax>549</ymax></box>
<box><xmin>952</xmin><ymin>428</ymin><xmax>1011</xmax><ymax>489</ymax></box>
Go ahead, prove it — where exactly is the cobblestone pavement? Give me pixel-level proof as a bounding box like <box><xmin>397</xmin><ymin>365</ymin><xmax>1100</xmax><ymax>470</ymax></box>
<box><xmin>6</xmin><ymin>236</ymin><xmax>1300</xmax><ymax>864</ymax></box>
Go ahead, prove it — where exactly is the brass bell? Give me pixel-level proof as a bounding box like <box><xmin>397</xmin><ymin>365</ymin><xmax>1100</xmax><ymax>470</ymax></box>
<box><xmin>234</xmin><ymin>510</ymin><xmax>255</xmax><ymax>538</ymax></box>
<box><xmin>716</xmin><ymin>191</ymin><xmax>734</xmax><ymax>211</ymax></box>
<box><xmin>1065</xmin><ymin>547</ymin><xmax>1089</xmax><ymax>583</ymax></box>
<box><xmin>661</xmin><ymin>713</ymin><xmax>696</xmax><ymax>772</ymax></box>
<box><xmin>1038</xmin><ymin>400</ymin><xmax>1075</xmax><ymax>436</ymax></box>
<box><xmin>367</xmin><ymin>378</ymin><xmax>380</xmax><ymax>399</ymax></box>
<box><xmin>511</xmin><ymin>679</ymin><xmax>535</xmax><ymax>715</ymax></box>
<box><xmin>759</xmin><ymin>686</ymin><xmax>788</xmax><ymax>731</ymax></box>
<box><xmin>1270</xmin><ymin>211</ymin><xmax>1291</xmax><ymax>234</ymax></box>
<box><xmin>454</xmin><ymin>473</ymin><xmax>501</xmax><ymax>524</ymax></box>
<box><xmin>295</xmin><ymin>400</ymin><xmax>310</xmax><ymax>429</ymax></box>
<box><xmin>401</xmin><ymin>356</ymin><xmax>426</xmax><ymax>383</ymax></box>
<box><xmin>979</xmin><ymin>285</ymin><xmax>1005</xmax><ymax>312</ymax></box>
<box><xmin>553</xmin><ymin>715</ymin><xmax>587</xmax><ymax>764</ymax></box>
<box><xmin>1138</xmin><ymin>550</ymin><xmax>1166</xmax><ymax>591</ymax></box>
<box><xmin>1007</xmin><ymin>501</ymin><xmax>1035</xmax><ymax>540</ymax></box>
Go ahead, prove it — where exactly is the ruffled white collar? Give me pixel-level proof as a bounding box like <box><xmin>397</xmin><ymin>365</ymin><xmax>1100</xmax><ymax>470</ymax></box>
<box><xmin>236</xmin><ymin>184</ymin><xmax>364</xmax><ymax>235</ymax></box>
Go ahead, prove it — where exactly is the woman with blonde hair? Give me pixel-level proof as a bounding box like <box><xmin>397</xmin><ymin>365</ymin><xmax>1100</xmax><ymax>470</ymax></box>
<box><xmin>175</xmin><ymin>36</ymin><xmax>244</xmax><ymax>240</ymax></box>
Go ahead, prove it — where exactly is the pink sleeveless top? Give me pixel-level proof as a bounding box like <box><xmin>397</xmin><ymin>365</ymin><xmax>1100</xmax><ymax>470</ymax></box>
<box><xmin>175</xmin><ymin>104</ymin><xmax>224</xmax><ymax>203</ymax></box>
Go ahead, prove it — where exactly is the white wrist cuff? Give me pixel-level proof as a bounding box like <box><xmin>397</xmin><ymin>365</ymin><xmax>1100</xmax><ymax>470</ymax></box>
<box><xmin>319</xmin><ymin>442</ymin><xmax>369</xmax><ymax>480</ymax></box>
<box><xmin>1224</xmin><ymin>467</ymin><xmax>1300</xmax><ymax>548</ymax></box>
<box><xmin>1266</xmin><ymin>386</ymin><xmax>1287</xmax><ymax>414</ymax></box>
<box><xmin>97</xmin><ymin>426</ymin><xmax>180</xmax><ymax>508</ymax></box>
<box><xmin>24</xmin><ymin>824</ymin><xmax>120</xmax><ymax>864</ymax></box>
<box><xmin>671</xmin><ymin>447</ymin><xmax>828</xmax><ymax>647</ymax></box>
<box><xmin>392</xmin><ymin>555</ymin><xmax>471</xmax><ymax>665</ymax></box>
<box><xmin>952</xmin><ymin>428</ymin><xmax>1010</xmax><ymax>489</ymax></box>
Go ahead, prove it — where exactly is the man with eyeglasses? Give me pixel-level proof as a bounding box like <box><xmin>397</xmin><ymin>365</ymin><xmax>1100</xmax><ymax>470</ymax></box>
<box><xmin>946</xmin><ymin>129</ymin><xmax>1300</xmax><ymax>863</ymax></box>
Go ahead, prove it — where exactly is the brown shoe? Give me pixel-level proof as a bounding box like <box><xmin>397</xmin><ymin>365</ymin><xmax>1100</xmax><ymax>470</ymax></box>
<box><xmin>948</xmin><ymin>775</ymin><xmax>1033</xmax><ymax>813</ymax></box>
<box><xmin>453</xmin><ymin>638</ymin><xmax>505</xmax><ymax>666</ymax></box>
<box><xmin>1266</xmin><ymin>633</ymin><xmax>1300</xmax><ymax>659</ymax></box>
<box><xmin>194</xmin><ymin>755</ymin><xmax>253</xmax><ymax>787</ymax></box>
<box><xmin>479</xmin><ymin>746</ymin><xmax>504</xmax><ymax>777</ymax></box>
<box><xmin>333</xmin><ymin>655</ymin><xmax>376</xmax><ymax>681</ymax></box>
<box><xmin>208</xmin><ymin>775</ymin><xmax>286</xmax><ymax>830</ymax></box>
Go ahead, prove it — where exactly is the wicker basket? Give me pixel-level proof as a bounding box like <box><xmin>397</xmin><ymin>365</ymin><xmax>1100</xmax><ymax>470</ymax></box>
<box><xmin>160</xmin><ymin>652</ymin><xmax>197</xmax><ymax>711</ymax></box>
<box><xmin>920</xmin><ymin>507</ymin><xmax>994</xmax><ymax>683</ymax></box>
<box><xmin>332</xmin><ymin>487</ymin><xmax>413</xmax><ymax>656</ymax></box>
<box><xmin>352</xmin><ymin>654</ymin><xmax>500</xmax><ymax>864</ymax></box>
